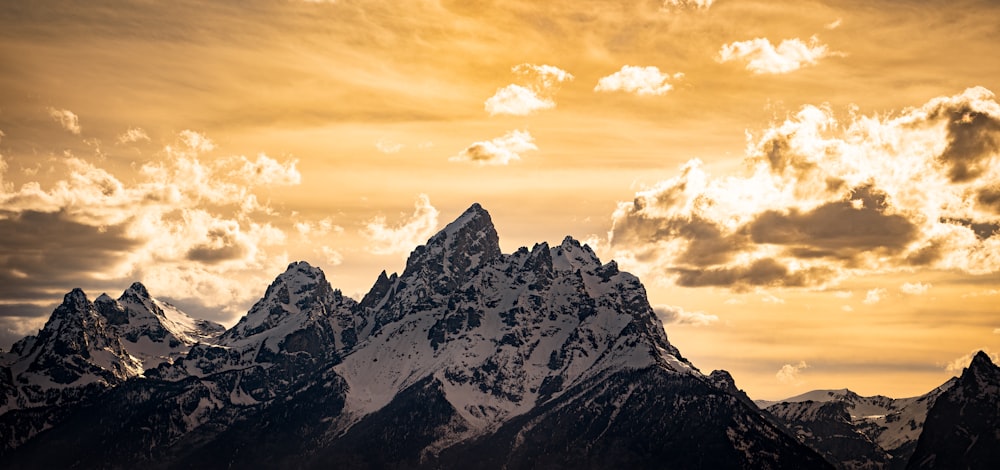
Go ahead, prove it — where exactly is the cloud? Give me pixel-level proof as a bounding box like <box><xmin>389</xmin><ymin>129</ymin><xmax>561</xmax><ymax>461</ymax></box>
<box><xmin>484</xmin><ymin>63</ymin><xmax>573</xmax><ymax>116</ymax></box>
<box><xmin>362</xmin><ymin>194</ymin><xmax>439</xmax><ymax>255</ymax></box>
<box><xmin>993</xmin><ymin>328</ymin><xmax>1000</xmax><ymax>334</ymax></box>
<box><xmin>318</xmin><ymin>246</ymin><xmax>344</xmax><ymax>266</ymax></box>
<box><xmin>900</xmin><ymin>282</ymin><xmax>932</xmax><ymax>295</ymax></box>
<box><xmin>609</xmin><ymin>87</ymin><xmax>1000</xmax><ymax>290</ymax></box>
<box><xmin>825</xmin><ymin>18</ymin><xmax>843</xmax><ymax>30</ymax></box>
<box><xmin>944</xmin><ymin>349</ymin><xmax>999</xmax><ymax>373</ymax></box>
<box><xmin>717</xmin><ymin>36</ymin><xmax>836</xmax><ymax>74</ymax></box>
<box><xmin>661</xmin><ymin>0</ymin><xmax>714</xmax><ymax>10</ymax></box>
<box><xmin>485</xmin><ymin>84</ymin><xmax>554</xmax><ymax>116</ymax></box>
<box><xmin>863</xmin><ymin>288</ymin><xmax>887</xmax><ymax>305</ymax></box>
<box><xmin>594</xmin><ymin>65</ymin><xmax>683</xmax><ymax>97</ymax></box>
<box><xmin>118</xmin><ymin>127</ymin><xmax>150</xmax><ymax>144</ymax></box>
<box><xmin>47</xmin><ymin>107</ymin><xmax>81</xmax><ymax>134</ymax></box>
<box><xmin>375</xmin><ymin>138</ymin><xmax>404</xmax><ymax>154</ymax></box>
<box><xmin>0</xmin><ymin>129</ymin><xmax>306</xmax><ymax>334</ymax></box>
<box><xmin>653</xmin><ymin>305</ymin><xmax>719</xmax><ymax>326</ymax></box>
<box><xmin>451</xmin><ymin>130</ymin><xmax>537</xmax><ymax>165</ymax></box>
<box><xmin>776</xmin><ymin>361</ymin><xmax>809</xmax><ymax>384</ymax></box>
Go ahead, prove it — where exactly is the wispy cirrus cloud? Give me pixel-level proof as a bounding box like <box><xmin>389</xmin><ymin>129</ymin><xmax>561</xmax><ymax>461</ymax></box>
<box><xmin>594</xmin><ymin>65</ymin><xmax>683</xmax><ymax>97</ymax></box>
<box><xmin>609</xmin><ymin>87</ymin><xmax>1000</xmax><ymax>290</ymax></box>
<box><xmin>717</xmin><ymin>36</ymin><xmax>837</xmax><ymax>74</ymax></box>
<box><xmin>450</xmin><ymin>129</ymin><xmax>537</xmax><ymax>166</ymax></box>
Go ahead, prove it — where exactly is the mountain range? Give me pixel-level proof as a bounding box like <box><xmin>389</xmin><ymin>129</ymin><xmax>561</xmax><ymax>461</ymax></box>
<box><xmin>1</xmin><ymin>203</ymin><xmax>996</xmax><ymax>469</ymax></box>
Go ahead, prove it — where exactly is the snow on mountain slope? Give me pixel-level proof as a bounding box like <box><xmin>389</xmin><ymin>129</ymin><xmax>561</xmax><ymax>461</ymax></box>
<box><xmin>96</xmin><ymin>282</ymin><xmax>224</xmax><ymax>371</ymax></box>
<box><xmin>151</xmin><ymin>261</ymin><xmax>360</xmax><ymax>381</ymax></box>
<box><xmin>0</xmin><ymin>289</ymin><xmax>144</xmax><ymax>416</ymax></box>
<box><xmin>2</xmin><ymin>203</ymin><xmax>833</xmax><ymax>469</ymax></box>
<box><xmin>763</xmin><ymin>381</ymin><xmax>957</xmax><ymax>469</ymax></box>
<box><xmin>335</xmin><ymin>204</ymin><xmax>696</xmax><ymax>438</ymax></box>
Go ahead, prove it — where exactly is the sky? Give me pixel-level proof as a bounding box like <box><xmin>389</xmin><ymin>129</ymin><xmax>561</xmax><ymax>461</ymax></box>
<box><xmin>1</xmin><ymin>0</ymin><xmax>999</xmax><ymax>400</ymax></box>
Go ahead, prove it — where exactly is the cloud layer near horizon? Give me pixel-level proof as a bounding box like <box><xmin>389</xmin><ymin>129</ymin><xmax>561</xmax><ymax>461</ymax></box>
<box><xmin>0</xmin><ymin>129</ymin><xmax>309</xmax><ymax>333</ymax></box>
<box><xmin>610</xmin><ymin>87</ymin><xmax>1000</xmax><ymax>290</ymax></box>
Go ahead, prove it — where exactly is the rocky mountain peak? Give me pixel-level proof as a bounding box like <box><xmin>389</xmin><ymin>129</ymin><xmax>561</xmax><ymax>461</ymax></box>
<box><xmin>124</xmin><ymin>282</ymin><xmax>151</xmax><ymax>300</ymax></box>
<box><xmin>60</xmin><ymin>288</ymin><xmax>90</xmax><ymax>312</ymax></box>
<box><xmin>220</xmin><ymin>260</ymin><xmax>341</xmax><ymax>344</ymax></box>
<box><xmin>968</xmin><ymin>350</ymin><xmax>996</xmax><ymax>373</ymax></box>
<box><xmin>403</xmin><ymin>203</ymin><xmax>501</xmax><ymax>282</ymax></box>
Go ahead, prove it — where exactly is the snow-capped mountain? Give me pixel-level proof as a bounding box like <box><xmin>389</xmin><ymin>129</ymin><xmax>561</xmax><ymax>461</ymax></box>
<box><xmin>0</xmin><ymin>289</ymin><xmax>143</xmax><ymax>416</ymax></box>
<box><xmin>908</xmin><ymin>351</ymin><xmax>1000</xmax><ymax>469</ymax></box>
<box><xmin>0</xmin><ymin>204</ymin><xmax>847</xmax><ymax>468</ymax></box>
<box><xmin>760</xmin><ymin>376</ymin><xmax>967</xmax><ymax>469</ymax></box>
<box><xmin>98</xmin><ymin>282</ymin><xmax>225</xmax><ymax>370</ymax></box>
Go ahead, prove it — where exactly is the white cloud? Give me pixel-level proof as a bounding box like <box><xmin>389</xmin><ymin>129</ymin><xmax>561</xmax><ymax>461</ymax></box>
<box><xmin>450</xmin><ymin>130</ymin><xmax>537</xmax><ymax>165</ymax></box>
<box><xmin>484</xmin><ymin>63</ymin><xmax>573</xmax><ymax>116</ymax></box>
<box><xmin>0</xmin><ymin>130</ymin><xmax>305</xmax><ymax>320</ymax></box>
<box><xmin>594</xmin><ymin>65</ymin><xmax>683</xmax><ymax>96</ymax></box>
<box><xmin>512</xmin><ymin>63</ymin><xmax>574</xmax><ymax>88</ymax></box>
<box><xmin>717</xmin><ymin>36</ymin><xmax>836</xmax><ymax>74</ymax></box>
<box><xmin>826</xmin><ymin>18</ymin><xmax>843</xmax><ymax>30</ymax></box>
<box><xmin>863</xmin><ymin>288</ymin><xmax>887</xmax><ymax>305</ymax></box>
<box><xmin>609</xmin><ymin>87</ymin><xmax>1000</xmax><ymax>291</ymax></box>
<box><xmin>944</xmin><ymin>349</ymin><xmax>998</xmax><ymax>373</ymax></box>
<box><xmin>653</xmin><ymin>304</ymin><xmax>719</xmax><ymax>327</ymax></box>
<box><xmin>362</xmin><ymin>194</ymin><xmax>440</xmax><ymax>255</ymax></box>
<box><xmin>661</xmin><ymin>0</ymin><xmax>714</xmax><ymax>10</ymax></box>
<box><xmin>833</xmin><ymin>290</ymin><xmax>853</xmax><ymax>299</ymax></box>
<box><xmin>118</xmin><ymin>127</ymin><xmax>150</xmax><ymax>144</ymax></box>
<box><xmin>776</xmin><ymin>361</ymin><xmax>809</xmax><ymax>384</ymax></box>
<box><xmin>485</xmin><ymin>84</ymin><xmax>554</xmax><ymax>116</ymax></box>
<box><xmin>900</xmin><ymin>282</ymin><xmax>932</xmax><ymax>295</ymax></box>
<box><xmin>318</xmin><ymin>246</ymin><xmax>344</xmax><ymax>266</ymax></box>
<box><xmin>841</xmin><ymin>305</ymin><xmax>854</xmax><ymax>312</ymax></box>
<box><xmin>232</xmin><ymin>153</ymin><xmax>301</xmax><ymax>186</ymax></box>
<box><xmin>993</xmin><ymin>328</ymin><xmax>1000</xmax><ymax>334</ymax></box>
<box><xmin>375</xmin><ymin>138</ymin><xmax>403</xmax><ymax>154</ymax></box>
<box><xmin>47</xmin><ymin>107</ymin><xmax>81</xmax><ymax>134</ymax></box>
<box><xmin>177</xmin><ymin>129</ymin><xmax>215</xmax><ymax>152</ymax></box>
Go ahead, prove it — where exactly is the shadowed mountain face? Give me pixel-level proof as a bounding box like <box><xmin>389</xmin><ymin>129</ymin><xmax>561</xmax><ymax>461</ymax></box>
<box><xmin>907</xmin><ymin>352</ymin><xmax>1000</xmax><ymax>470</ymax></box>
<box><xmin>4</xmin><ymin>203</ymin><xmax>832</xmax><ymax>468</ymax></box>
<box><xmin>761</xmin><ymin>383</ymin><xmax>957</xmax><ymax>470</ymax></box>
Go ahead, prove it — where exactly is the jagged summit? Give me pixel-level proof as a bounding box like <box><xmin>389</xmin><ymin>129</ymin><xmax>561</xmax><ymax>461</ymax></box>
<box><xmin>2</xmin><ymin>203</ymin><xmax>831</xmax><ymax>469</ymax></box>
<box><xmin>968</xmin><ymin>350</ymin><xmax>995</xmax><ymax>372</ymax></box>
<box><xmin>404</xmin><ymin>203</ymin><xmax>502</xmax><ymax>282</ymax></box>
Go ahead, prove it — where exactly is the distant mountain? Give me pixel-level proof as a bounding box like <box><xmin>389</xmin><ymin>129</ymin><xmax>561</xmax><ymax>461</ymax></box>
<box><xmin>0</xmin><ymin>203</ymin><xmax>847</xmax><ymax>468</ymax></box>
<box><xmin>760</xmin><ymin>372</ymin><xmax>975</xmax><ymax>469</ymax></box>
<box><xmin>907</xmin><ymin>351</ymin><xmax>1000</xmax><ymax>469</ymax></box>
<box><xmin>0</xmin><ymin>284</ymin><xmax>223</xmax><ymax>449</ymax></box>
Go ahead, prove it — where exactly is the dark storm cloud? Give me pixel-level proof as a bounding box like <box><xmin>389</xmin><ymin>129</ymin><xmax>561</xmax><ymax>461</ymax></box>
<box><xmin>930</xmin><ymin>104</ymin><xmax>1000</xmax><ymax>183</ymax></box>
<box><xmin>0</xmin><ymin>211</ymin><xmax>138</xmax><ymax>302</ymax></box>
<box><xmin>610</xmin><ymin>88</ymin><xmax>1000</xmax><ymax>290</ymax></box>
<box><xmin>673</xmin><ymin>258</ymin><xmax>834</xmax><ymax>289</ymax></box>
<box><xmin>747</xmin><ymin>184</ymin><xmax>918</xmax><ymax>258</ymax></box>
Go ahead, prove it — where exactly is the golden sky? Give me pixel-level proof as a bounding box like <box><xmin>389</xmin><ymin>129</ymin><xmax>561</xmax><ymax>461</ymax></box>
<box><xmin>1</xmin><ymin>0</ymin><xmax>999</xmax><ymax>400</ymax></box>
